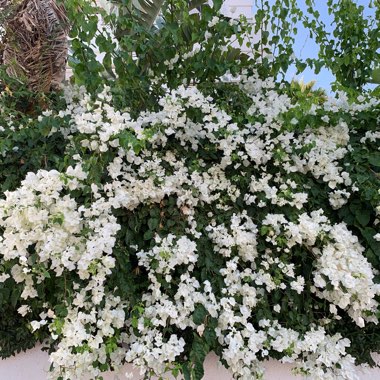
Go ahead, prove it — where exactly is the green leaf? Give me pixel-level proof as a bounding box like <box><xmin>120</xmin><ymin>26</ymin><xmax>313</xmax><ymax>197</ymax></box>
<box><xmin>349</xmin><ymin>201</ymin><xmax>371</xmax><ymax>227</ymax></box>
<box><xmin>369</xmin><ymin>67</ymin><xmax>380</xmax><ymax>84</ymax></box>
<box><xmin>355</xmin><ymin>210</ymin><xmax>371</xmax><ymax>227</ymax></box>
<box><xmin>54</xmin><ymin>304</ymin><xmax>69</xmax><ymax>318</ymax></box>
<box><xmin>182</xmin><ymin>363</ymin><xmax>191</xmax><ymax>380</ymax></box>
<box><xmin>10</xmin><ymin>287</ymin><xmax>21</xmax><ymax>308</ymax></box>
<box><xmin>203</xmin><ymin>326</ymin><xmax>217</xmax><ymax>347</ymax></box>
<box><xmin>190</xmin><ymin>335</ymin><xmax>208</xmax><ymax>380</ymax></box>
<box><xmin>143</xmin><ymin>230</ymin><xmax>154</xmax><ymax>240</ymax></box>
<box><xmin>368</xmin><ymin>153</ymin><xmax>380</xmax><ymax>167</ymax></box>
<box><xmin>192</xmin><ymin>304</ymin><xmax>207</xmax><ymax>325</ymax></box>
<box><xmin>226</xmin><ymin>48</ymin><xmax>242</xmax><ymax>62</ymax></box>
<box><xmin>148</xmin><ymin>217</ymin><xmax>159</xmax><ymax>230</ymax></box>
<box><xmin>361</xmin><ymin>227</ymin><xmax>380</xmax><ymax>254</ymax></box>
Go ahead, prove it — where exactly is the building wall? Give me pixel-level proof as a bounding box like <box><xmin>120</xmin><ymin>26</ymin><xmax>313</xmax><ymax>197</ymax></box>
<box><xmin>221</xmin><ymin>0</ymin><xmax>253</xmax><ymax>18</ymax></box>
<box><xmin>1</xmin><ymin>346</ymin><xmax>380</xmax><ymax>380</ymax></box>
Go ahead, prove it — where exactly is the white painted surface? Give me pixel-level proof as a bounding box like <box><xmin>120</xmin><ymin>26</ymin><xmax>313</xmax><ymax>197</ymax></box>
<box><xmin>1</xmin><ymin>347</ymin><xmax>380</xmax><ymax>380</ymax></box>
<box><xmin>0</xmin><ymin>347</ymin><xmax>302</xmax><ymax>380</ymax></box>
<box><xmin>221</xmin><ymin>0</ymin><xmax>254</xmax><ymax>18</ymax></box>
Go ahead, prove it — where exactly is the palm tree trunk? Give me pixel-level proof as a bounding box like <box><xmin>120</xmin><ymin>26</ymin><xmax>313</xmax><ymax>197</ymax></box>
<box><xmin>0</xmin><ymin>0</ymin><xmax>68</xmax><ymax>92</ymax></box>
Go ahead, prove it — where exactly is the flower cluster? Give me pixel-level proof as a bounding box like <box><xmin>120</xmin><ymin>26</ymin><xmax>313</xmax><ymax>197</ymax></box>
<box><xmin>0</xmin><ymin>168</ymin><xmax>120</xmax><ymax>299</ymax></box>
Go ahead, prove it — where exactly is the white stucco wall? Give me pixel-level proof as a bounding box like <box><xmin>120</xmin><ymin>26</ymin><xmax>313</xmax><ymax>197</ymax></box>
<box><xmin>1</xmin><ymin>347</ymin><xmax>380</xmax><ymax>380</ymax></box>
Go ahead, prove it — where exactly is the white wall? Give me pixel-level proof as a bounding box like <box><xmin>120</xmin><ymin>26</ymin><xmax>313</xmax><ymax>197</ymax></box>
<box><xmin>1</xmin><ymin>347</ymin><xmax>380</xmax><ymax>380</ymax></box>
<box><xmin>221</xmin><ymin>0</ymin><xmax>253</xmax><ymax>18</ymax></box>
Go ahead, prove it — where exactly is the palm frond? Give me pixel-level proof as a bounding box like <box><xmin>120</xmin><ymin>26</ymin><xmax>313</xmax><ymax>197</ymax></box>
<box><xmin>291</xmin><ymin>78</ymin><xmax>316</xmax><ymax>93</ymax></box>
<box><xmin>131</xmin><ymin>0</ymin><xmax>165</xmax><ymax>28</ymax></box>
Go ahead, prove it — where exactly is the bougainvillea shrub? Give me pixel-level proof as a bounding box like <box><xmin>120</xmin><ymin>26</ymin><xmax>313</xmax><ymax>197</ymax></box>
<box><xmin>1</xmin><ymin>0</ymin><xmax>380</xmax><ymax>379</ymax></box>
<box><xmin>0</xmin><ymin>70</ymin><xmax>379</xmax><ymax>379</ymax></box>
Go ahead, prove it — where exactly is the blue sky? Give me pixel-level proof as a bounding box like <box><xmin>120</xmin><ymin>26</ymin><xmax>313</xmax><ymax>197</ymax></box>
<box><xmin>265</xmin><ymin>0</ymin><xmax>376</xmax><ymax>93</ymax></box>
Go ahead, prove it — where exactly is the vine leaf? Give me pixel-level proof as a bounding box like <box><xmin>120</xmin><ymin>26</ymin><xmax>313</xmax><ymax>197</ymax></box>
<box><xmin>369</xmin><ymin>67</ymin><xmax>380</xmax><ymax>84</ymax></box>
